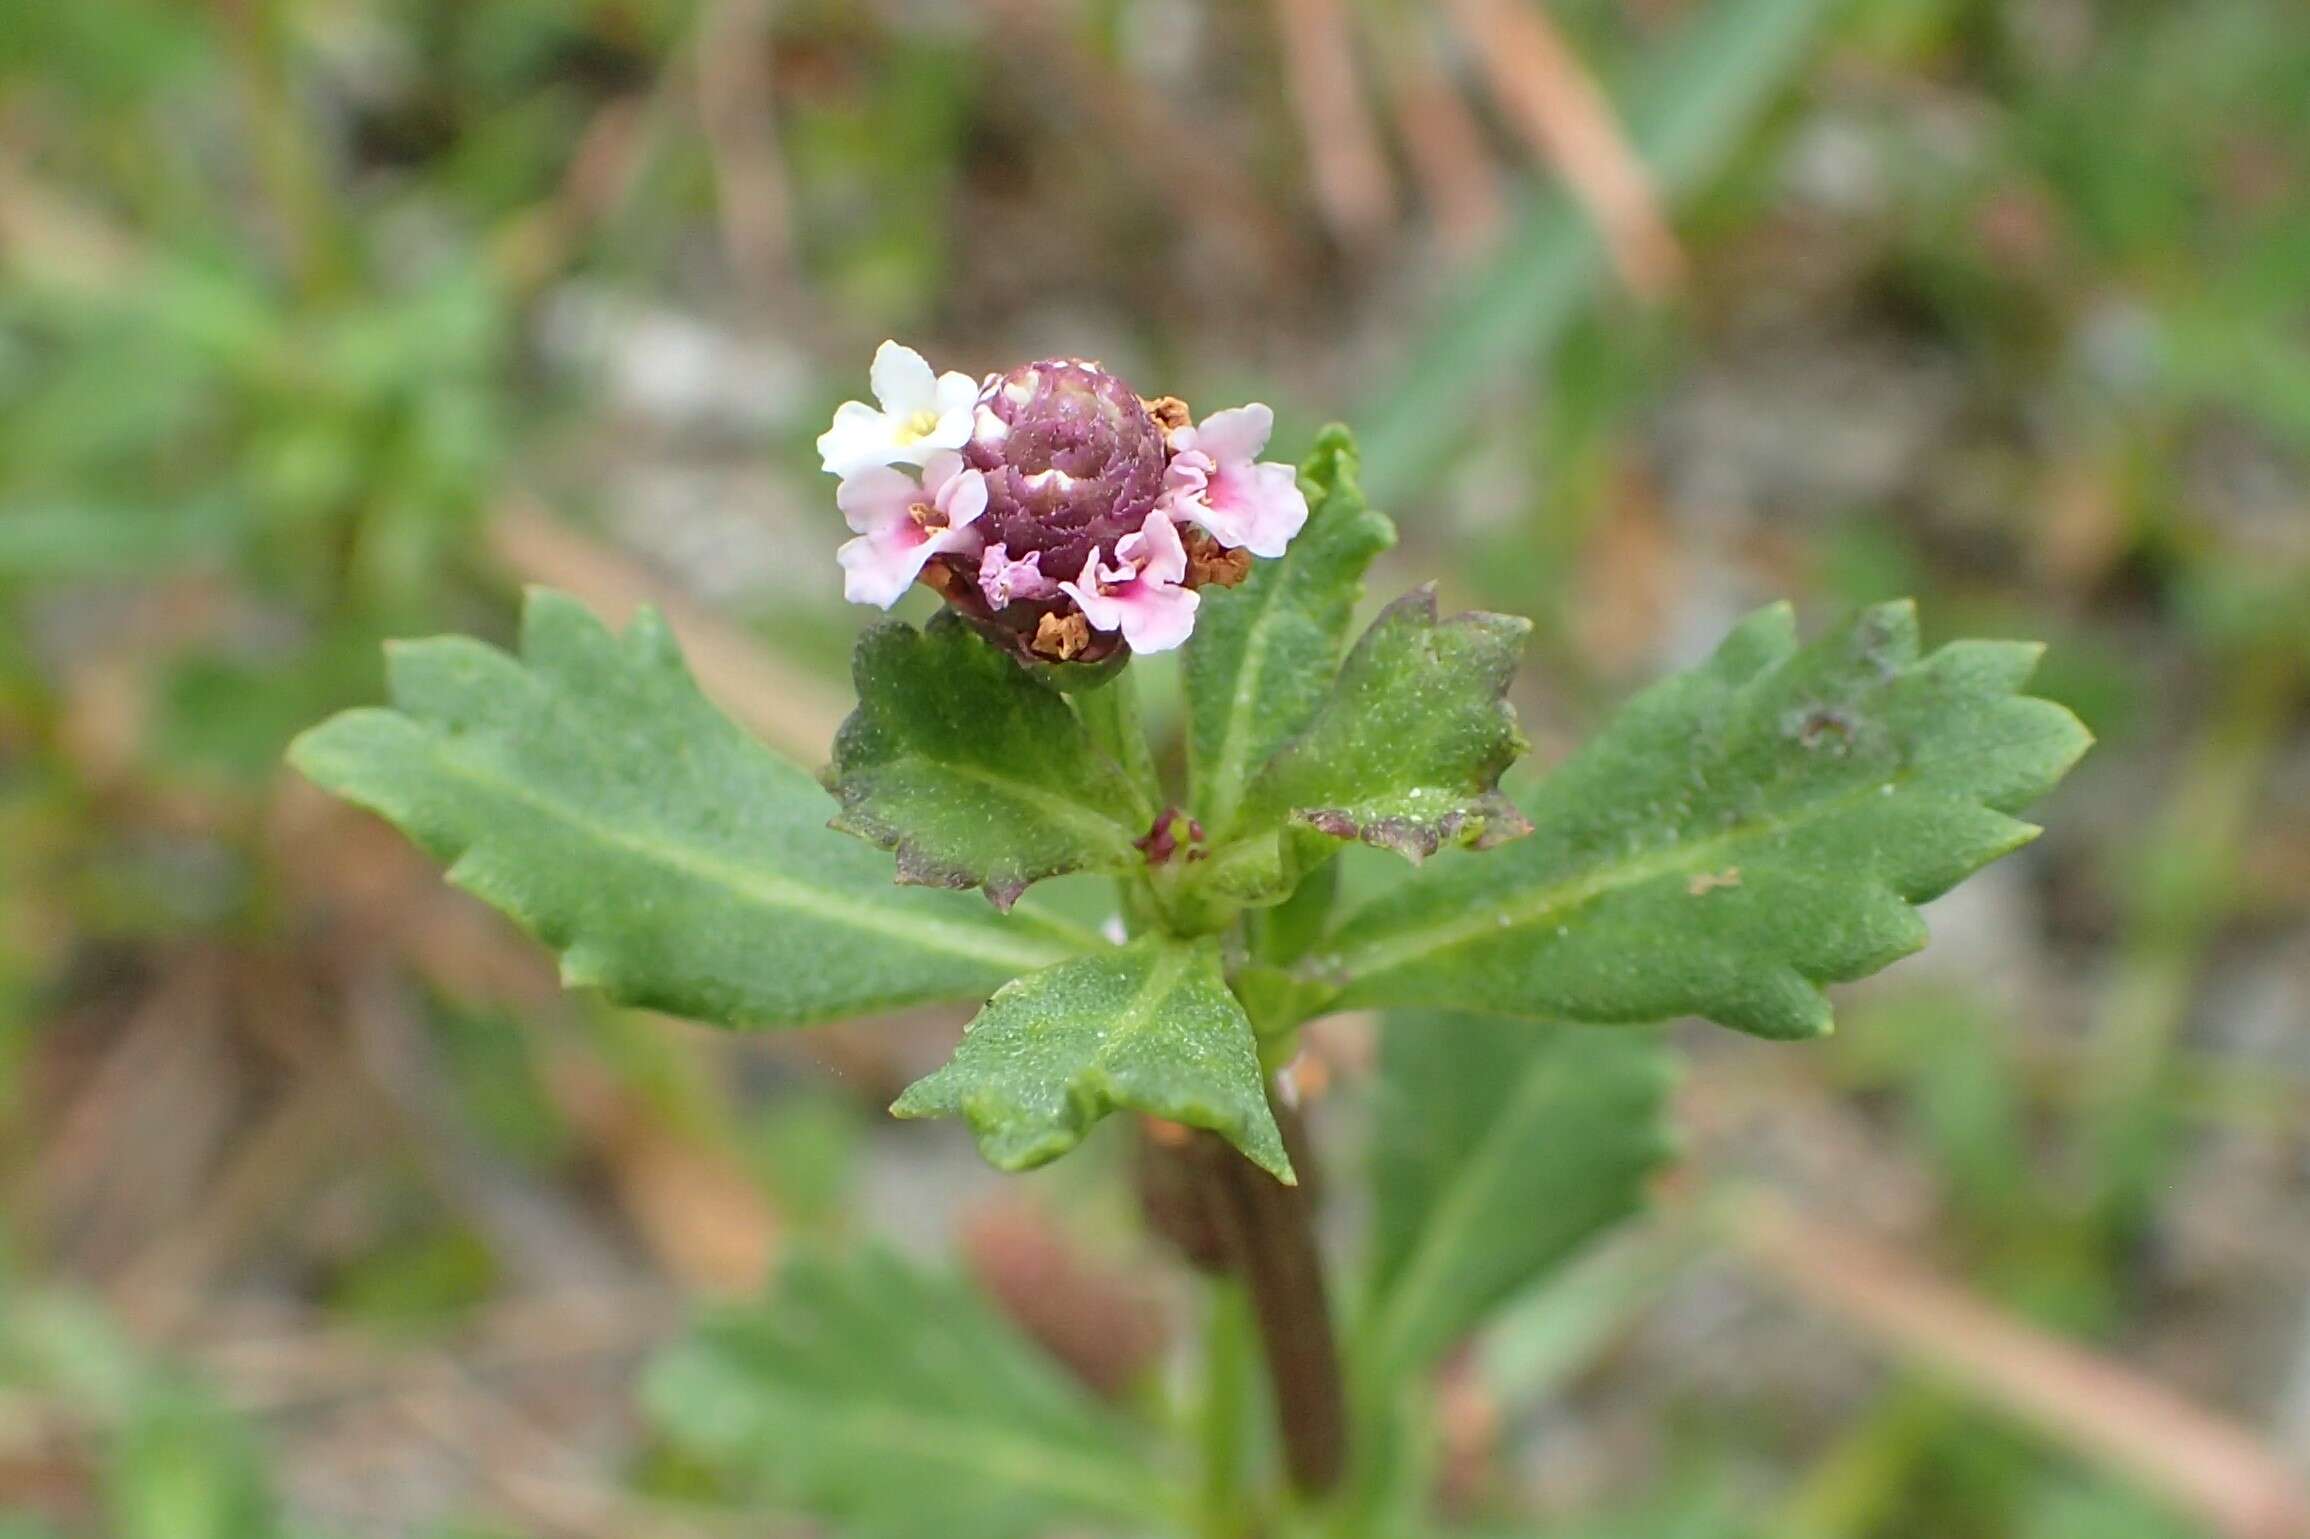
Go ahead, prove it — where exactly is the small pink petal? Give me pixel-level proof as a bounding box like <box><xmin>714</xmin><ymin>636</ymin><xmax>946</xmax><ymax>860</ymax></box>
<box><xmin>1161</xmin><ymin>407</ymin><xmax>1306</xmax><ymax>559</ymax></box>
<box><xmin>1198</xmin><ymin>460</ymin><xmax>1306</xmax><ymax>559</ymax></box>
<box><xmin>836</xmin><ymin>466</ymin><xmax>921</xmax><ymax>536</ymax></box>
<box><xmin>838</xmin><ymin>524</ymin><xmax>937</xmax><ymax>609</ymax></box>
<box><xmin>1103</xmin><ymin>577</ymin><xmax>1199</xmax><ymax>652</ymax></box>
<box><xmin>926</xmin><ymin>454</ymin><xmax>987</xmax><ymax>529</ymax></box>
<box><xmin>1188</xmin><ymin>403</ymin><xmax>1274</xmax><ymax>466</ymax></box>
<box><xmin>1117</xmin><ymin>507</ymin><xmax>1189</xmax><ymax>585</ymax></box>
<box><xmin>1059</xmin><ymin>511</ymin><xmax>1201</xmax><ymax>651</ymax></box>
<box><xmin>835</xmin><ymin>459</ymin><xmax>983</xmax><ymax>609</ymax></box>
<box><xmin>978</xmin><ymin>543</ymin><xmax>1057</xmax><ymax>608</ymax></box>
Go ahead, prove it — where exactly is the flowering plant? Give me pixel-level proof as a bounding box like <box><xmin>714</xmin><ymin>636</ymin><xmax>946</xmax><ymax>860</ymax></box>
<box><xmin>289</xmin><ymin>340</ymin><xmax>2089</xmax><ymax>1533</ymax></box>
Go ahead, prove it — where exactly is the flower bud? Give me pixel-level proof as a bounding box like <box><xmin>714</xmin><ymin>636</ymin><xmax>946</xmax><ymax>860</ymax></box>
<box><xmin>964</xmin><ymin>359</ymin><xmax>1169</xmax><ymax>587</ymax></box>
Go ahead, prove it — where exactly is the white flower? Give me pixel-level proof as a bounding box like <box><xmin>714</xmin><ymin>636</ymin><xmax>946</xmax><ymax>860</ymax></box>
<box><xmin>816</xmin><ymin>340</ymin><xmax>980</xmax><ymax>478</ymax></box>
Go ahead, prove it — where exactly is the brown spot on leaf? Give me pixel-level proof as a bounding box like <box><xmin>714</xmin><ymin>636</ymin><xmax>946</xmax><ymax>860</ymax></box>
<box><xmin>1686</xmin><ymin>866</ymin><xmax>1741</xmax><ymax>896</ymax></box>
<box><xmin>1793</xmin><ymin>705</ymin><xmax>1856</xmax><ymax>752</ymax></box>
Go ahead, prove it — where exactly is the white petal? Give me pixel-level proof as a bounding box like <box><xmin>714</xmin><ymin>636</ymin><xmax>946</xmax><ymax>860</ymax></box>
<box><xmin>934</xmin><ymin>370</ymin><xmax>983</xmax><ymax>416</ymax></box>
<box><xmin>922</xmin><ymin>402</ymin><xmax>976</xmax><ymax>454</ymax></box>
<box><xmin>818</xmin><ymin>400</ymin><xmax>902</xmax><ymax>476</ymax></box>
<box><xmin>869</xmin><ymin>340</ymin><xmax>939</xmax><ymax>413</ymax></box>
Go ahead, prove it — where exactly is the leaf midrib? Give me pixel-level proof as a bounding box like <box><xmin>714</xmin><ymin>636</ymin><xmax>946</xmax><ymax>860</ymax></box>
<box><xmin>925</xmin><ymin>758</ymin><xmax>1147</xmax><ymax>857</ymax></box>
<box><xmin>1332</xmin><ymin>771</ymin><xmax>1938</xmax><ymax>986</ymax></box>
<box><xmin>1092</xmin><ymin>944</ymin><xmax>1189</xmax><ymax>1060</ymax></box>
<box><xmin>391</xmin><ymin>734</ymin><xmax>1094</xmax><ymax>977</ymax></box>
<box><xmin>1197</xmin><ymin>567</ymin><xmax>1296</xmax><ymax>839</ymax></box>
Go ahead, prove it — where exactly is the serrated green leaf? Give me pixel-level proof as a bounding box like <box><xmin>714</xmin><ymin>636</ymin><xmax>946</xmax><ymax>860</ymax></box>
<box><xmin>1320</xmin><ymin>603</ymin><xmax>2092</xmax><ymax>1039</ymax></box>
<box><xmin>646</xmin><ymin>1247</ymin><xmax>1175</xmax><ymax>1539</ymax></box>
<box><xmin>1237</xmin><ymin>587</ymin><xmax>1532</xmax><ymax>863</ymax></box>
<box><xmin>826</xmin><ymin>611</ymin><xmax>1154</xmax><ymax>910</ymax></box>
<box><xmin>894</xmin><ymin>937</ymin><xmax>1293</xmax><ymax>1180</ymax></box>
<box><xmin>1186</xmin><ymin>426</ymin><xmax>1398</xmax><ymax>839</ymax></box>
<box><xmin>1364</xmin><ymin>1013</ymin><xmax>1674</xmax><ymax>1382</ymax></box>
<box><xmin>289</xmin><ymin>588</ymin><xmax>1090</xmax><ymax>1028</ymax></box>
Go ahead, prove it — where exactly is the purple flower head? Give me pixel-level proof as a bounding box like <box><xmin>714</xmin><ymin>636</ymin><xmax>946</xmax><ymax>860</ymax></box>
<box><xmin>964</xmin><ymin>359</ymin><xmax>1169</xmax><ymax>584</ymax></box>
<box><xmin>822</xmin><ymin>342</ymin><xmax>1309</xmax><ymax>670</ymax></box>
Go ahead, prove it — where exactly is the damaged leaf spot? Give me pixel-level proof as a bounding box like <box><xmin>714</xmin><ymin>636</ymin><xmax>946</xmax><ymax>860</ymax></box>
<box><xmin>1685</xmin><ymin>866</ymin><xmax>1742</xmax><ymax>896</ymax></box>
<box><xmin>1789</xmin><ymin>704</ymin><xmax>1858</xmax><ymax>753</ymax></box>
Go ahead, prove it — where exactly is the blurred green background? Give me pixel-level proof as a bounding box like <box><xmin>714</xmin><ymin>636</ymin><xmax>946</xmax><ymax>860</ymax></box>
<box><xmin>1</xmin><ymin>0</ymin><xmax>2306</xmax><ymax>1535</ymax></box>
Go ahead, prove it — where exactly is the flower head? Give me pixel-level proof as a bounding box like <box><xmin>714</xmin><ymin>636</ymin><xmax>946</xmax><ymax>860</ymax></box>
<box><xmin>816</xmin><ymin>341</ymin><xmax>980</xmax><ymax>478</ymax></box>
<box><xmin>819</xmin><ymin>344</ymin><xmax>1305</xmax><ymax>665</ymax></box>
<box><xmin>1161</xmin><ymin>403</ymin><xmax>1308</xmax><ymax>559</ymax></box>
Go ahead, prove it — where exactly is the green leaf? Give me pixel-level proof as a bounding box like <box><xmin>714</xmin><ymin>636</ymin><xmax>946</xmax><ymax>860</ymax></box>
<box><xmin>646</xmin><ymin>1247</ymin><xmax>1176</xmax><ymax>1539</ymax></box>
<box><xmin>1185</xmin><ymin>426</ymin><xmax>1397</xmax><ymax>839</ymax></box>
<box><xmin>1321</xmin><ymin>603</ymin><xmax>2092</xmax><ymax>1039</ymax></box>
<box><xmin>289</xmin><ymin>588</ymin><xmax>1089</xmax><ymax>1029</ymax></box>
<box><xmin>1237</xmin><ymin>587</ymin><xmax>1532</xmax><ymax>863</ymax></box>
<box><xmin>894</xmin><ymin>937</ymin><xmax>1293</xmax><ymax>1181</ymax></box>
<box><xmin>827</xmin><ymin>611</ymin><xmax>1154</xmax><ymax>910</ymax></box>
<box><xmin>1364</xmin><ymin>1014</ymin><xmax>1673</xmax><ymax>1381</ymax></box>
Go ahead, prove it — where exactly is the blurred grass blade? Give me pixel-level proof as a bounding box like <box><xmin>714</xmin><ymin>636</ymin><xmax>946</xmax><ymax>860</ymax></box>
<box><xmin>1357</xmin><ymin>0</ymin><xmax>1844</xmax><ymax>504</ymax></box>
<box><xmin>0</xmin><ymin>504</ymin><xmax>239</xmax><ymax>578</ymax></box>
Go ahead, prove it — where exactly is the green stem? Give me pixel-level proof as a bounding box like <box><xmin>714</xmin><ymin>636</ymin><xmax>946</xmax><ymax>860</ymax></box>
<box><xmin>1074</xmin><ymin>667</ymin><xmax>1162</xmax><ymax>810</ymax></box>
<box><xmin>1200</xmin><ymin>1278</ymin><xmax>1256</xmax><ymax>1539</ymax></box>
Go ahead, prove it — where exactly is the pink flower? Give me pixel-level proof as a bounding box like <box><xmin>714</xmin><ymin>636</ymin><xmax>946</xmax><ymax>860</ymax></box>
<box><xmin>836</xmin><ymin>450</ymin><xmax>988</xmax><ymax>609</ymax></box>
<box><xmin>977</xmin><ymin>543</ymin><xmax>1058</xmax><ymax>609</ymax></box>
<box><xmin>1160</xmin><ymin>403</ymin><xmax>1307</xmax><ymax>559</ymax></box>
<box><xmin>1060</xmin><ymin>509</ymin><xmax>1201</xmax><ymax>653</ymax></box>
